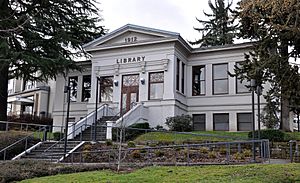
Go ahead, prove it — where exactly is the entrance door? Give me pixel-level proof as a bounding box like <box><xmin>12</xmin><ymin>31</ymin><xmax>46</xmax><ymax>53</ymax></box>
<box><xmin>121</xmin><ymin>74</ymin><xmax>139</xmax><ymax>114</ymax></box>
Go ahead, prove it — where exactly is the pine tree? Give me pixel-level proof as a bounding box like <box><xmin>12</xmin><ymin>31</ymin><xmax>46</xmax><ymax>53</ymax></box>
<box><xmin>0</xmin><ymin>0</ymin><xmax>105</xmax><ymax>125</ymax></box>
<box><xmin>190</xmin><ymin>0</ymin><xmax>236</xmax><ymax>47</ymax></box>
<box><xmin>235</xmin><ymin>0</ymin><xmax>300</xmax><ymax>131</ymax></box>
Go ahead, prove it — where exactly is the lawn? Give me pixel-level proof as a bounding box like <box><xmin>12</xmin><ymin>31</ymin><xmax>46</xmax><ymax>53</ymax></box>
<box><xmin>134</xmin><ymin>131</ymin><xmax>300</xmax><ymax>144</ymax></box>
<box><xmin>134</xmin><ymin>131</ymin><xmax>249</xmax><ymax>144</ymax></box>
<box><xmin>20</xmin><ymin>164</ymin><xmax>300</xmax><ymax>183</ymax></box>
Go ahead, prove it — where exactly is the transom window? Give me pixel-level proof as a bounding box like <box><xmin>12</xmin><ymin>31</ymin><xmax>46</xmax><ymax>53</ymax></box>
<box><xmin>123</xmin><ymin>75</ymin><xmax>139</xmax><ymax>86</ymax></box>
<box><xmin>149</xmin><ymin>72</ymin><xmax>164</xmax><ymax>100</ymax></box>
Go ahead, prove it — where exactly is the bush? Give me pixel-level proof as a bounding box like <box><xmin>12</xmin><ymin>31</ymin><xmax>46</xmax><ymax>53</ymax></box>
<box><xmin>131</xmin><ymin>150</ymin><xmax>141</xmax><ymax>159</ymax></box>
<box><xmin>165</xmin><ymin>115</ymin><xmax>192</xmax><ymax>132</ymax></box>
<box><xmin>208</xmin><ymin>151</ymin><xmax>217</xmax><ymax>159</ymax></box>
<box><xmin>127</xmin><ymin>141</ymin><xmax>136</xmax><ymax>148</ymax></box>
<box><xmin>105</xmin><ymin>140</ymin><xmax>113</xmax><ymax>146</ymax></box>
<box><xmin>52</xmin><ymin>132</ymin><xmax>63</xmax><ymax>141</ymax></box>
<box><xmin>248</xmin><ymin>129</ymin><xmax>285</xmax><ymax>142</ymax></box>
<box><xmin>0</xmin><ymin>160</ymin><xmax>110</xmax><ymax>182</ymax></box>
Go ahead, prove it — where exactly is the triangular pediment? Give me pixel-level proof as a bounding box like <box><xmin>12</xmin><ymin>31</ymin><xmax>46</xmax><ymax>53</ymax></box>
<box><xmin>83</xmin><ymin>24</ymin><xmax>180</xmax><ymax>50</ymax></box>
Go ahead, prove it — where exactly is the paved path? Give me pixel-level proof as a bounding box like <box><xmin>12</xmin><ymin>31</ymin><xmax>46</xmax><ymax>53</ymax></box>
<box><xmin>266</xmin><ymin>159</ymin><xmax>291</xmax><ymax>164</ymax></box>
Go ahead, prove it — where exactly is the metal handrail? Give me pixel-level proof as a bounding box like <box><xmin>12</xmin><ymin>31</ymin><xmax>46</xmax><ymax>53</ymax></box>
<box><xmin>70</xmin><ymin>103</ymin><xmax>108</xmax><ymax>127</ymax></box>
<box><xmin>0</xmin><ymin>126</ymin><xmax>47</xmax><ymax>160</ymax></box>
<box><xmin>43</xmin><ymin>123</ymin><xmax>93</xmax><ymax>153</ymax></box>
<box><xmin>0</xmin><ymin>121</ymin><xmax>49</xmax><ymax>128</ymax></box>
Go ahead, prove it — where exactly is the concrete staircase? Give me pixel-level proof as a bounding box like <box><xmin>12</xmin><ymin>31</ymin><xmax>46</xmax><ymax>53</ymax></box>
<box><xmin>73</xmin><ymin>116</ymin><xmax>119</xmax><ymax>141</ymax></box>
<box><xmin>18</xmin><ymin>141</ymin><xmax>82</xmax><ymax>162</ymax></box>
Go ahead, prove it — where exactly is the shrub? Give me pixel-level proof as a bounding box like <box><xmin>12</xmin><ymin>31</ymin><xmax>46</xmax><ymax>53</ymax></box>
<box><xmin>165</xmin><ymin>115</ymin><xmax>192</xmax><ymax>132</ymax></box>
<box><xmin>243</xmin><ymin>149</ymin><xmax>252</xmax><ymax>157</ymax></box>
<box><xmin>52</xmin><ymin>132</ymin><xmax>63</xmax><ymax>141</ymax></box>
<box><xmin>0</xmin><ymin>160</ymin><xmax>110</xmax><ymax>182</ymax></box>
<box><xmin>105</xmin><ymin>140</ymin><xmax>113</xmax><ymax>146</ymax></box>
<box><xmin>131</xmin><ymin>150</ymin><xmax>141</xmax><ymax>159</ymax></box>
<box><xmin>127</xmin><ymin>141</ymin><xmax>136</xmax><ymax>148</ymax></box>
<box><xmin>233</xmin><ymin>152</ymin><xmax>245</xmax><ymax>160</ymax></box>
<box><xmin>155</xmin><ymin>150</ymin><xmax>164</xmax><ymax>157</ymax></box>
<box><xmin>199</xmin><ymin>147</ymin><xmax>209</xmax><ymax>154</ymax></box>
<box><xmin>208</xmin><ymin>151</ymin><xmax>217</xmax><ymax>159</ymax></box>
<box><xmin>248</xmin><ymin>129</ymin><xmax>285</xmax><ymax>142</ymax></box>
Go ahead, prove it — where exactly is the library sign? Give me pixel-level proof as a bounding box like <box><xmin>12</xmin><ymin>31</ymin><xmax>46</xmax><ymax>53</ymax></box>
<box><xmin>116</xmin><ymin>56</ymin><xmax>145</xmax><ymax>64</ymax></box>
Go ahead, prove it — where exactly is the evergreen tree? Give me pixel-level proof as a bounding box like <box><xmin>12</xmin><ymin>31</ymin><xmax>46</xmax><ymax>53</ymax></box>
<box><xmin>0</xmin><ymin>0</ymin><xmax>105</xmax><ymax>125</ymax></box>
<box><xmin>190</xmin><ymin>0</ymin><xmax>236</xmax><ymax>47</ymax></box>
<box><xmin>235</xmin><ymin>0</ymin><xmax>300</xmax><ymax>131</ymax></box>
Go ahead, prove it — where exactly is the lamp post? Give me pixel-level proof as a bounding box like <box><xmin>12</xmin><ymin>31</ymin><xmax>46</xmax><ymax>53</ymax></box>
<box><xmin>256</xmin><ymin>86</ymin><xmax>262</xmax><ymax>139</ymax></box>
<box><xmin>250</xmin><ymin>79</ymin><xmax>256</xmax><ymax>161</ymax></box>
<box><xmin>64</xmin><ymin>85</ymin><xmax>71</xmax><ymax>157</ymax></box>
<box><xmin>93</xmin><ymin>77</ymin><xmax>100</xmax><ymax>142</ymax></box>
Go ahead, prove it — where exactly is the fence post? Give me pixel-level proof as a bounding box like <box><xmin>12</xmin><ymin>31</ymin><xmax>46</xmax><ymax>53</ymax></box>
<box><xmin>226</xmin><ymin>143</ymin><xmax>230</xmax><ymax>164</ymax></box>
<box><xmin>290</xmin><ymin>140</ymin><xmax>295</xmax><ymax>163</ymax></box>
<box><xmin>4</xmin><ymin>150</ymin><xmax>6</xmax><ymax>160</ymax></box>
<box><xmin>187</xmin><ymin>144</ymin><xmax>190</xmax><ymax>166</ymax></box>
<box><xmin>5</xmin><ymin>122</ymin><xmax>8</xmax><ymax>131</ymax></box>
<box><xmin>106</xmin><ymin>121</ymin><xmax>113</xmax><ymax>140</ymax></box>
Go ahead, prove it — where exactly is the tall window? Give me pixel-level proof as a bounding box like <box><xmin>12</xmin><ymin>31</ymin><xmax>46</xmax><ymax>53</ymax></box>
<box><xmin>176</xmin><ymin>59</ymin><xmax>180</xmax><ymax>91</ymax></box>
<box><xmin>236</xmin><ymin>62</ymin><xmax>250</xmax><ymax>93</ymax></box>
<box><xmin>193</xmin><ymin>114</ymin><xmax>206</xmax><ymax>131</ymax></box>
<box><xmin>213</xmin><ymin>113</ymin><xmax>229</xmax><ymax>131</ymax></box>
<box><xmin>82</xmin><ymin>75</ymin><xmax>91</xmax><ymax>102</ymax></box>
<box><xmin>100</xmin><ymin>76</ymin><xmax>113</xmax><ymax>102</ymax></box>
<box><xmin>213</xmin><ymin>63</ymin><xmax>228</xmax><ymax>95</ymax></box>
<box><xmin>192</xmin><ymin>65</ymin><xmax>205</xmax><ymax>95</ymax></box>
<box><xmin>237</xmin><ymin>113</ymin><xmax>252</xmax><ymax>131</ymax></box>
<box><xmin>68</xmin><ymin>76</ymin><xmax>78</xmax><ymax>102</ymax></box>
<box><xmin>149</xmin><ymin>72</ymin><xmax>164</xmax><ymax>99</ymax></box>
<box><xmin>181</xmin><ymin>62</ymin><xmax>185</xmax><ymax>94</ymax></box>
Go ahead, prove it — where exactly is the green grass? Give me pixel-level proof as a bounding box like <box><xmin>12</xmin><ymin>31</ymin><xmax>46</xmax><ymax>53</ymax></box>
<box><xmin>134</xmin><ymin>131</ymin><xmax>300</xmax><ymax>144</ymax></box>
<box><xmin>20</xmin><ymin>164</ymin><xmax>300</xmax><ymax>183</ymax></box>
<box><xmin>134</xmin><ymin>131</ymin><xmax>249</xmax><ymax>144</ymax></box>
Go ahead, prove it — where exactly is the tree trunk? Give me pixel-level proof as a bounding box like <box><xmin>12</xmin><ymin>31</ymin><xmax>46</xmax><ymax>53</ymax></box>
<box><xmin>281</xmin><ymin>96</ymin><xmax>292</xmax><ymax>131</ymax></box>
<box><xmin>0</xmin><ymin>63</ymin><xmax>9</xmax><ymax>130</ymax></box>
<box><xmin>280</xmin><ymin>42</ymin><xmax>292</xmax><ymax>132</ymax></box>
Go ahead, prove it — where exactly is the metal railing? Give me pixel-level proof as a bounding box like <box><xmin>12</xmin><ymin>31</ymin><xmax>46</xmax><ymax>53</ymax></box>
<box><xmin>67</xmin><ymin>103</ymin><xmax>114</xmax><ymax>139</ymax></box>
<box><xmin>289</xmin><ymin>140</ymin><xmax>300</xmax><ymax>163</ymax></box>
<box><xmin>0</xmin><ymin>126</ymin><xmax>47</xmax><ymax>160</ymax></box>
<box><xmin>0</xmin><ymin>121</ymin><xmax>50</xmax><ymax>133</ymax></box>
<box><xmin>61</xmin><ymin>139</ymin><xmax>270</xmax><ymax>165</ymax></box>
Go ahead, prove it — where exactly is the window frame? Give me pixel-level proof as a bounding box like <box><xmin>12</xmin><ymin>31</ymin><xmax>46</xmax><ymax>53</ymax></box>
<box><xmin>192</xmin><ymin>65</ymin><xmax>206</xmax><ymax>96</ymax></box>
<box><xmin>68</xmin><ymin>76</ymin><xmax>78</xmax><ymax>102</ymax></box>
<box><xmin>148</xmin><ymin>71</ymin><xmax>164</xmax><ymax>100</ymax></box>
<box><xmin>176</xmin><ymin>58</ymin><xmax>180</xmax><ymax>91</ymax></box>
<box><xmin>213</xmin><ymin>113</ymin><xmax>229</xmax><ymax>131</ymax></box>
<box><xmin>81</xmin><ymin>75</ymin><xmax>91</xmax><ymax>102</ymax></box>
<box><xmin>212</xmin><ymin>63</ymin><xmax>229</xmax><ymax>95</ymax></box>
<box><xmin>100</xmin><ymin>76</ymin><xmax>114</xmax><ymax>102</ymax></box>
<box><xmin>237</xmin><ymin>113</ymin><xmax>253</xmax><ymax>131</ymax></box>
<box><xmin>193</xmin><ymin>114</ymin><xmax>206</xmax><ymax>131</ymax></box>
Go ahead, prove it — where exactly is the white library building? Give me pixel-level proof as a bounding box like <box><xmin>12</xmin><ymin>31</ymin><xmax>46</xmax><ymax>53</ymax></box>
<box><xmin>50</xmin><ymin>24</ymin><xmax>263</xmax><ymax>132</ymax></box>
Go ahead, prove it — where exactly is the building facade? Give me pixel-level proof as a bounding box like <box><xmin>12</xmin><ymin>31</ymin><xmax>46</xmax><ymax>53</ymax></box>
<box><xmin>52</xmin><ymin>24</ymin><xmax>265</xmax><ymax>131</ymax></box>
<box><xmin>7</xmin><ymin>78</ymin><xmax>55</xmax><ymax>118</ymax></box>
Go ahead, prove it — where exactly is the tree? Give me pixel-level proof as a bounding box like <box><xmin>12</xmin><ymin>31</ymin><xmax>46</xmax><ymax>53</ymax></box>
<box><xmin>235</xmin><ymin>0</ymin><xmax>300</xmax><ymax>131</ymax></box>
<box><xmin>190</xmin><ymin>0</ymin><xmax>236</xmax><ymax>47</ymax></box>
<box><xmin>0</xmin><ymin>0</ymin><xmax>105</xmax><ymax>125</ymax></box>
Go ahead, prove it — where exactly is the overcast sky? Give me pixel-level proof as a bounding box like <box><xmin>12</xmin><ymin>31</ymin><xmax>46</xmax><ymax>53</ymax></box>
<box><xmin>98</xmin><ymin>0</ymin><xmax>239</xmax><ymax>44</ymax></box>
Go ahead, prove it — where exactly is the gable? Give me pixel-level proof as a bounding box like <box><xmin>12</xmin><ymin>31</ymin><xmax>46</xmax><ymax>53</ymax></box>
<box><xmin>83</xmin><ymin>24</ymin><xmax>180</xmax><ymax>50</ymax></box>
<box><xmin>103</xmin><ymin>31</ymin><xmax>162</xmax><ymax>45</ymax></box>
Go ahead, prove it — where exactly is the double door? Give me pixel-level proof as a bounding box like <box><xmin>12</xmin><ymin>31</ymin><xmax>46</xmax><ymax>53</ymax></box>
<box><xmin>121</xmin><ymin>74</ymin><xmax>139</xmax><ymax>114</ymax></box>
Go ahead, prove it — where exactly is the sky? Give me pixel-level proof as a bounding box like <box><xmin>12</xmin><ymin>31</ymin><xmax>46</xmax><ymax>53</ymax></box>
<box><xmin>98</xmin><ymin>0</ymin><xmax>239</xmax><ymax>44</ymax></box>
